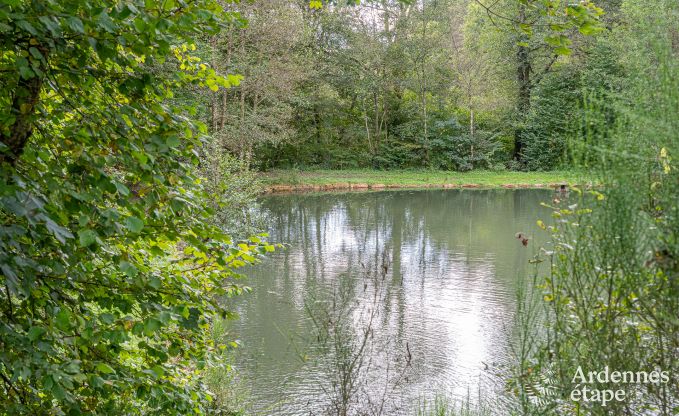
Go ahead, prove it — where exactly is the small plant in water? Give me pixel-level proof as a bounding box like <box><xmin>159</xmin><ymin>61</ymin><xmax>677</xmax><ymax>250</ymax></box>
<box><xmin>304</xmin><ymin>251</ymin><xmax>412</xmax><ymax>416</ymax></box>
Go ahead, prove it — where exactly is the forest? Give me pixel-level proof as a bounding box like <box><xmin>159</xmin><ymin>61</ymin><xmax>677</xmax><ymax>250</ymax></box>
<box><xmin>1</xmin><ymin>0</ymin><xmax>677</xmax><ymax>415</ymax></box>
<box><xmin>203</xmin><ymin>0</ymin><xmax>611</xmax><ymax>171</ymax></box>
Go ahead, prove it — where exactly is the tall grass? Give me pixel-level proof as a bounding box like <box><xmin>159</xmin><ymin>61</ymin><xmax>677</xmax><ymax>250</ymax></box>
<box><xmin>417</xmin><ymin>395</ymin><xmax>493</xmax><ymax>416</ymax></box>
<box><xmin>203</xmin><ymin>318</ymin><xmax>250</xmax><ymax>416</ymax></box>
<box><xmin>513</xmin><ymin>3</ymin><xmax>679</xmax><ymax>414</ymax></box>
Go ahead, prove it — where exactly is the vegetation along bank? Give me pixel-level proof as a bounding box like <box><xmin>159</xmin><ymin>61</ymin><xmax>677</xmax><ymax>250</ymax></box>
<box><xmin>260</xmin><ymin>170</ymin><xmax>583</xmax><ymax>193</ymax></box>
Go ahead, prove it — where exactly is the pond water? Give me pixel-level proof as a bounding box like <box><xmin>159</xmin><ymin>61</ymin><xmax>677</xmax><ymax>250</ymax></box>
<box><xmin>228</xmin><ymin>189</ymin><xmax>554</xmax><ymax>415</ymax></box>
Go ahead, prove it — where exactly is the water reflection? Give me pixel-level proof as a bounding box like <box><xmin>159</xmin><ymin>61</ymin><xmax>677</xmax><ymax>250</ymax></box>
<box><xmin>229</xmin><ymin>189</ymin><xmax>553</xmax><ymax>415</ymax></box>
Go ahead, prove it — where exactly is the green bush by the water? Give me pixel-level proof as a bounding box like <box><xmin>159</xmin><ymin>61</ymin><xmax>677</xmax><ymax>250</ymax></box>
<box><xmin>510</xmin><ymin>2</ymin><xmax>679</xmax><ymax>414</ymax></box>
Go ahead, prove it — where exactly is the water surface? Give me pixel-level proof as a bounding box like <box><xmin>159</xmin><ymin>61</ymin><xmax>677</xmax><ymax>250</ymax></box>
<box><xmin>229</xmin><ymin>189</ymin><xmax>553</xmax><ymax>415</ymax></box>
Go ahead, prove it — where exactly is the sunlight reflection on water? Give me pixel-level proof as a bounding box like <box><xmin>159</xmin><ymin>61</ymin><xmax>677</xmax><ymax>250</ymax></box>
<box><xmin>228</xmin><ymin>189</ymin><xmax>553</xmax><ymax>415</ymax></box>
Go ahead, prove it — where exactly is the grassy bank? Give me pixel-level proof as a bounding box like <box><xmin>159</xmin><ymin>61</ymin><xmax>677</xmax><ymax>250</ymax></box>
<box><xmin>260</xmin><ymin>169</ymin><xmax>585</xmax><ymax>193</ymax></box>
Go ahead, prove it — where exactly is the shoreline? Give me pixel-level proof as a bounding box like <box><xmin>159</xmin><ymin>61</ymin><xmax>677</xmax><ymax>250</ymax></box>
<box><xmin>264</xmin><ymin>182</ymin><xmax>570</xmax><ymax>194</ymax></box>
<box><xmin>259</xmin><ymin>170</ymin><xmax>582</xmax><ymax>194</ymax></box>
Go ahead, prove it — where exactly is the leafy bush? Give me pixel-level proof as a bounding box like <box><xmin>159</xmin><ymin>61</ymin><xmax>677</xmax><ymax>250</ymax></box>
<box><xmin>201</xmin><ymin>143</ymin><xmax>265</xmax><ymax>237</ymax></box>
<box><xmin>371</xmin><ymin>139</ymin><xmax>424</xmax><ymax>169</ymax></box>
<box><xmin>515</xmin><ymin>13</ymin><xmax>679</xmax><ymax>414</ymax></box>
<box><xmin>429</xmin><ymin>119</ymin><xmax>501</xmax><ymax>171</ymax></box>
<box><xmin>520</xmin><ymin>68</ymin><xmax>582</xmax><ymax>171</ymax></box>
<box><xmin>521</xmin><ymin>42</ymin><xmax>623</xmax><ymax>171</ymax></box>
<box><xmin>0</xmin><ymin>1</ymin><xmax>273</xmax><ymax>414</ymax></box>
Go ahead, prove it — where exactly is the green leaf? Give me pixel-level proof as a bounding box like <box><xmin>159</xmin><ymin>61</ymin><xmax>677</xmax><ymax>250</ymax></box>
<box><xmin>78</xmin><ymin>229</ymin><xmax>97</xmax><ymax>247</ymax></box>
<box><xmin>151</xmin><ymin>365</ymin><xmax>165</xmax><ymax>377</ymax></box>
<box><xmin>52</xmin><ymin>383</ymin><xmax>66</xmax><ymax>400</ymax></box>
<box><xmin>67</xmin><ymin>16</ymin><xmax>85</xmax><ymax>33</ymax></box>
<box><xmin>120</xmin><ymin>261</ymin><xmax>138</xmax><ymax>277</ymax></box>
<box><xmin>56</xmin><ymin>309</ymin><xmax>71</xmax><ymax>331</ymax></box>
<box><xmin>46</xmin><ymin>219</ymin><xmax>74</xmax><ymax>243</ymax></box>
<box><xmin>16</xmin><ymin>20</ymin><xmax>38</xmax><ymax>35</ymax></box>
<box><xmin>166</xmin><ymin>136</ymin><xmax>180</xmax><ymax>148</ymax></box>
<box><xmin>38</xmin><ymin>16</ymin><xmax>61</xmax><ymax>35</ymax></box>
<box><xmin>114</xmin><ymin>182</ymin><xmax>130</xmax><ymax>196</ymax></box>
<box><xmin>97</xmin><ymin>11</ymin><xmax>117</xmax><ymax>33</ymax></box>
<box><xmin>579</xmin><ymin>21</ymin><xmax>600</xmax><ymax>36</ymax></box>
<box><xmin>125</xmin><ymin>216</ymin><xmax>144</xmax><ymax>233</ymax></box>
<box><xmin>554</xmin><ymin>46</ymin><xmax>572</xmax><ymax>56</ymax></box>
<box><xmin>144</xmin><ymin>318</ymin><xmax>161</xmax><ymax>334</ymax></box>
<box><xmin>63</xmin><ymin>361</ymin><xmax>81</xmax><ymax>374</ymax></box>
<box><xmin>78</xmin><ymin>215</ymin><xmax>90</xmax><ymax>227</ymax></box>
<box><xmin>96</xmin><ymin>363</ymin><xmax>115</xmax><ymax>374</ymax></box>
<box><xmin>158</xmin><ymin>311</ymin><xmax>171</xmax><ymax>323</ymax></box>
<box><xmin>27</xmin><ymin>326</ymin><xmax>46</xmax><ymax>341</ymax></box>
<box><xmin>132</xmin><ymin>150</ymin><xmax>148</xmax><ymax>164</ymax></box>
<box><xmin>29</xmin><ymin>47</ymin><xmax>44</xmax><ymax>61</ymax></box>
<box><xmin>545</xmin><ymin>35</ymin><xmax>562</xmax><ymax>47</ymax></box>
<box><xmin>149</xmin><ymin>277</ymin><xmax>162</xmax><ymax>289</ymax></box>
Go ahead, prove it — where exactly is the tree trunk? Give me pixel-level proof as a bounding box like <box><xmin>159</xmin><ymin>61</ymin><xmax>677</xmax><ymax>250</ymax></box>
<box><xmin>514</xmin><ymin>4</ymin><xmax>532</xmax><ymax>161</ymax></box>
<box><xmin>219</xmin><ymin>31</ymin><xmax>233</xmax><ymax>131</ymax></box>
<box><xmin>363</xmin><ymin>100</ymin><xmax>372</xmax><ymax>154</ymax></box>
<box><xmin>373</xmin><ymin>91</ymin><xmax>380</xmax><ymax>152</ymax></box>
<box><xmin>313</xmin><ymin>103</ymin><xmax>321</xmax><ymax>146</ymax></box>
<box><xmin>470</xmin><ymin>107</ymin><xmax>475</xmax><ymax>137</ymax></box>
<box><xmin>421</xmin><ymin>0</ymin><xmax>429</xmax><ymax>167</ymax></box>
<box><xmin>1</xmin><ymin>45</ymin><xmax>47</xmax><ymax>166</ymax></box>
<box><xmin>210</xmin><ymin>36</ymin><xmax>219</xmax><ymax>132</ymax></box>
<box><xmin>1</xmin><ymin>76</ymin><xmax>43</xmax><ymax>166</ymax></box>
<box><xmin>240</xmin><ymin>39</ymin><xmax>246</xmax><ymax>123</ymax></box>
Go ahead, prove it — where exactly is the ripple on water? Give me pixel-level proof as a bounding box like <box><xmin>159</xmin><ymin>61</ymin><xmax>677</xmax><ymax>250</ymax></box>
<box><xmin>229</xmin><ymin>189</ymin><xmax>553</xmax><ymax>415</ymax></box>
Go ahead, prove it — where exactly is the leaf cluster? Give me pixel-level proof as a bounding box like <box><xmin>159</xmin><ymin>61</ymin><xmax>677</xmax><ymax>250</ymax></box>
<box><xmin>0</xmin><ymin>0</ymin><xmax>275</xmax><ymax>414</ymax></box>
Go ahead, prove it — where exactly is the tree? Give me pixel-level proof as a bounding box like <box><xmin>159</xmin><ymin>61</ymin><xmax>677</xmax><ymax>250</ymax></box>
<box><xmin>241</xmin><ymin>0</ymin><xmax>605</xmax><ymax>171</ymax></box>
<box><xmin>464</xmin><ymin>0</ymin><xmax>605</xmax><ymax>163</ymax></box>
<box><xmin>517</xmin><ymin>2</ymin><xmax>679</xmax><ymax>411</ymax></box>
<box><xmin>0</xmin><ymin>1</ymin><xmax>273</xmax><ymax>414</ymax></box>
<box><xmin>208</xmin><ymin>0</ymin><xmax>308</xmax><ymax>168</ymax></box>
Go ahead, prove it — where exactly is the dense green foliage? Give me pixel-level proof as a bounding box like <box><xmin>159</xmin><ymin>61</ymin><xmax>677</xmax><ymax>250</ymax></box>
<box><xmin>0</xmin><ymin>1</ymin><xmax>274</xmax><ymax>414</ymax></box>
<box><xmin>512</xmin><ymin>1</ymin><xmax>679</xmax><ymax>414</ymax></box>
<box><xmin>520</xmin><ymin>37</ymin><xmax>623</xmax><ymax>171</ymax></box>
<box><xmin>206</xmin><ymin>0</ymin><xmax>603</xmax><ymax>171</ymax></box>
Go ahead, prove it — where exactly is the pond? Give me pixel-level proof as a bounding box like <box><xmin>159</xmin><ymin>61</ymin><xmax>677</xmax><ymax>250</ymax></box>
<box><xmin>228</xmin><ymin>189</ymin><xmax>554</xmax><ymax>415</ymax></box>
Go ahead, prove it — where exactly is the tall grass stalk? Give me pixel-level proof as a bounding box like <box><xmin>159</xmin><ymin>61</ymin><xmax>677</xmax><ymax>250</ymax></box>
<box><xmin>417</xmin><ymin>394</ymin><xmax>493</xmax><ymax>416</ymax></box>
<box><xmin>515</xmin><ymin>4</ymin><xmax>679</xmax><ymax>414</ymax></box>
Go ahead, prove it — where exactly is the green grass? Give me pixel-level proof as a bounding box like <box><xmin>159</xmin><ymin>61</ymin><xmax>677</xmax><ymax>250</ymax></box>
<box><xmin>260</xmin><ymin>169</ymin><xmax>585</xmax><ymax>191</ymax></box>
<box><xmin>416</xmin><ymin>395</ymin><xmax>493</xmax><ymax>416</ymax></box>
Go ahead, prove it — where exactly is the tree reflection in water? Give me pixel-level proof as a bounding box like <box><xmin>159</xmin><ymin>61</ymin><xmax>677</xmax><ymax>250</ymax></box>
<box><xmin>227</xmin><ymin>189</ymin><xmax>553</xmax><ymax>415</ymax></box>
